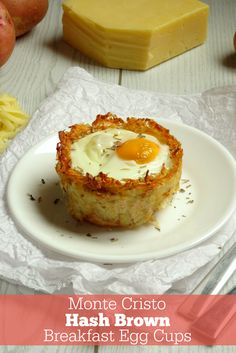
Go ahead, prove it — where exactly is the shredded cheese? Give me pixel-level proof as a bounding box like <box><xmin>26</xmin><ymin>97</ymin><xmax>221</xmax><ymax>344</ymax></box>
<box><xmin>0</xmin><ymin>94</ymin><xmax>30</xmax><ymax>153</ymax></box>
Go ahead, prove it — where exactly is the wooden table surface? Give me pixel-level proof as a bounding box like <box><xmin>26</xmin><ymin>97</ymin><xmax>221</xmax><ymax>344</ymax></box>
<box><xmin>0</xmin><ymin>0</ymin><xmax>235</xmax><ymax>352</ymax></box>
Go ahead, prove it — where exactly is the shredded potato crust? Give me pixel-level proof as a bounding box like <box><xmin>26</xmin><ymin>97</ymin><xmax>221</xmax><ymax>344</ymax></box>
<box><xmin>56</xmin><ymin>112</ymin><xmax>183</xmax><ymax>193</ymax></box>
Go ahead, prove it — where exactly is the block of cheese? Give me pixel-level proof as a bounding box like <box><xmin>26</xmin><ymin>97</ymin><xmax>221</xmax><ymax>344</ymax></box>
<box><xmin>62</xmin><ymin>0</ymin><xmax>209</xmax><ymax>71</ymax></box>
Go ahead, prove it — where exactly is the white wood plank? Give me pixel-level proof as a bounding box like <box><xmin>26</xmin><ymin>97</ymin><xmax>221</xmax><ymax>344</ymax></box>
<box><xmin>121</xmin><ymin>0</ymin><xmax>236</xmax><ymax>94</ymax></box>
<box><xmin>0</xmin><ymin>0</ymin><xmax>119</xmax><ymax>296</ymax></box>
<box><xmin>99</xmin><ymin>347</ymin><xmax>236</xmax><ymax>353</ymax></box>
<box><xmin>0</xmin><ymin>346</ymin><xmax>94</xmax><ymax>353</ymax></box>
<box><xmin>0</xmin><ymin>277</ymin><xmax>42</xmax><ymax>294</ymax></box>
<box><xmin>0</xmin><ymin>1</ymin><xmax>235</xmax><ymax>352</ymax></box>
<box><xmin>0</xmin><ymin>0</ymin><xmax>119</xmax><ymax>115</ymax></box>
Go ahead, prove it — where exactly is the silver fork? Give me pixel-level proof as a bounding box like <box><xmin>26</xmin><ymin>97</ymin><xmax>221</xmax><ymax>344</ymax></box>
<box><xmin>178</xmin><ymin>239</ymin><xmax>236</xmax><ymax>320</ymax></box>
<box><xmin>190</xmin><ymin>285</ymin><xmax>236</xmax><ymax>341</ymax></box>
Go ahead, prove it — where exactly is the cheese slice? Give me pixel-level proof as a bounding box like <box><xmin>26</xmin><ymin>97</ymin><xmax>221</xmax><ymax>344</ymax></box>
<box><xmin>62</xmin><ymin>0</ymin><xmax>209</xmax><ymax>70</ymax></box>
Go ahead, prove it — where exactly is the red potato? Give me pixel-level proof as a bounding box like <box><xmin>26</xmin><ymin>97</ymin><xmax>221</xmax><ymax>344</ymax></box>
<box><xmin>1</xmin><ymin>0</ymin><xmax>48</xmax><ymax>37</ymax></box>
<box><xmin>0</xmin><ymin>1</ymin><xmax>15</xmax><ymax>67</ymax></box>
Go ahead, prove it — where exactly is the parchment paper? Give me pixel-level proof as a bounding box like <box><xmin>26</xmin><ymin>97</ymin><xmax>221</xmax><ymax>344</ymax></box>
<box><xmin>0</xmin><ymin>67</ymin><xmax>235</xmax><ymax>294</ymax></box>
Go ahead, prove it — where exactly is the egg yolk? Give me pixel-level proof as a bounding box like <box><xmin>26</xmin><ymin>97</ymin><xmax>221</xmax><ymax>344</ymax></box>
<box><xmin>116</xmin><ymin>137</ymin><xmax>160</xmax><ymax>164</ymax></box>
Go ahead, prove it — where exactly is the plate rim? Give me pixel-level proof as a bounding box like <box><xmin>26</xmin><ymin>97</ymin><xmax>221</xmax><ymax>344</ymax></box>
<box><xmin>6</xmin><ymin>120</ymin><xmax>236</xmax><ymax>263</ymax></box>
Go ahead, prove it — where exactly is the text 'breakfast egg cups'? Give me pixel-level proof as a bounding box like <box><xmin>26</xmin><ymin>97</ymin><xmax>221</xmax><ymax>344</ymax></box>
<box><xmin>56</xmin><ymin>113</ymin><xmax>183</xmax><ymax>228</ymax></box>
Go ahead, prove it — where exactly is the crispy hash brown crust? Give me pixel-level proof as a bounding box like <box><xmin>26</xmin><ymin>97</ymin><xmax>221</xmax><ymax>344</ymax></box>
<box><xmin>56</xmin><ymin>113</ymin><xmax>183</xmax><ymax>227</ymax></box>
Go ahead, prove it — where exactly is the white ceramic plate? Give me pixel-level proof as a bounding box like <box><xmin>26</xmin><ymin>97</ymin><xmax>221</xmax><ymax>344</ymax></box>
<box><xmin>7</xmin><ymin>120</ymin><xmax>236</xmax><ymax>263</ymax></box>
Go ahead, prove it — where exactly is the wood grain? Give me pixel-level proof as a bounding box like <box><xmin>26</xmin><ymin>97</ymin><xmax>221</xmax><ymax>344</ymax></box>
<box><xmin>0</xmin><ymin>346</ymin><xmax>93</xmax><ymax>353</ymax></box>
<box><xmin>0</xmin><ymin>0</ymin><xmax>235</xmax><ymax>352</ymax></box>
<box><xmin>121</xmin><ymin>0</ymin><xmax>236</xmax><ymax>94</ymax></box>
<box><xmin>0</xmin><ymin>0</ymin><xmax>119</xmax><ymax>115</ymax></box>
<box><xmin>99</xmin><ymin>347</ymin><xmax>236</xmax><ymax>353</ymax></box>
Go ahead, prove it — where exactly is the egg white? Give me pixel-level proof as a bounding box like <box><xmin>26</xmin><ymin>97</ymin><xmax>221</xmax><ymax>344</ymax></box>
<box><xmin>70</xmin><ymin>128</ymin><xmax>171</xmax><ymax>180</ymax></box>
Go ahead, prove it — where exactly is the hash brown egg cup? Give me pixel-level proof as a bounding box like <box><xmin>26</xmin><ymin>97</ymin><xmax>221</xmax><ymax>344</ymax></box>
<box><xmin>56</xmin><ymin>113</ymin><xmax>183</xmax><ymax>228</ymax></box>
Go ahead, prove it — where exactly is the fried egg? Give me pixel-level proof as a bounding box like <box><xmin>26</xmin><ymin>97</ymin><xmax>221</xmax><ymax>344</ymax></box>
<box><xmin>70</xmin><ymin>128</ymin><xmax>171</xmax><ymax>180</ymax></box>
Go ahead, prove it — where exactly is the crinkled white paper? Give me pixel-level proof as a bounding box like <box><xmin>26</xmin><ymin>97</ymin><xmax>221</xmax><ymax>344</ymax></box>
<box><xmin>0</xmin><ymin>67</ymin><xmax>235</xmax><ymax>294</ymax></box>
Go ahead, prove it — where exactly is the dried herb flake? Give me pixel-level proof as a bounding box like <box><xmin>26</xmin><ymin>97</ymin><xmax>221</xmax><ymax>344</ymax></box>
<box><xmin>27</xmin><ymin>194</ymin><xmax>35</xmax><ymax>201</ymax></box>
<box><xmin>110</xmin><ymin>237</ymin><xmax>118</xmax><ymax>242</ymax></box>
